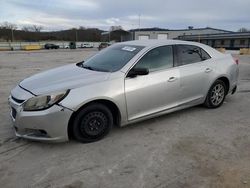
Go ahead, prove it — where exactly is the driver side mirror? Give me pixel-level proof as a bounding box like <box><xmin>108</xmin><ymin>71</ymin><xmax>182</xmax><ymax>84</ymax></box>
<box><xmin>127</xmin><ymin>67</ymin><xmax>149</xmax><ymax>78</ymax></box>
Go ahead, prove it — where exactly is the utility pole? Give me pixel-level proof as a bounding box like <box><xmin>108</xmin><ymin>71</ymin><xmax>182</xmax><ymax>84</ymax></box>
<box><xmin>138</xmin><ymin>14</ymin><xmax>141</xmax><ymax>31</ymax></box>
<box><xmin>75</xmin><ymin>29</ymin><xmax>78</xmax><ymax>42</ymax></box>
<box><xmin>11</xmin><ymin>28</ymin><xmax>14</xmax><ymax>42</ymax></box>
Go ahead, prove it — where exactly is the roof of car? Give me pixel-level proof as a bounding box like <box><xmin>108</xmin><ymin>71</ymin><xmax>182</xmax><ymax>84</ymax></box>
<box><xmin>118</xmin><ymin>39</ymin><xmax>224</xmax><ymax>58</ymax></box>
<box><xmin>120</xmin><ymin>39</ymin><xmax>203</xmax><ymax>47</ymax></box>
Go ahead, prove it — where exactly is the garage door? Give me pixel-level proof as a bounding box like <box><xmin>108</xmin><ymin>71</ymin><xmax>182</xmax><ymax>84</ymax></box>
<box><xmin>157</xmin><ymin>34</ymin><xmax>168</xmax><ymax>39</ymax></box>
<box><xmin>138</xmin><ymin>35</ymin><xmax>149</xmax><ymax>40</ymax></box>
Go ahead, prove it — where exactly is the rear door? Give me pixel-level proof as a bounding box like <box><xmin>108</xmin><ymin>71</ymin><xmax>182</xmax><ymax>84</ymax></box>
<box><xmin>125</xmin><ymin>45</ymin><xmax>180</xmax><ymax>120</ymax></box>
<box><xmin>175</xmin><ymin>44</ymin><xmax>213</xmax><ymax>105</ymax></box>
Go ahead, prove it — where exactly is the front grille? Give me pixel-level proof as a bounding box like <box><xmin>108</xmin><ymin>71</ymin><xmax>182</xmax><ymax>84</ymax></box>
<box><xmin>11</xmin><ymin>96</ymin><xmax>25</xmax><ymax>104</ymax></box>
<box><xmin>11</xmin><ymin>107</ymin><xmax>17</xmax><ymax>119</ymax></box>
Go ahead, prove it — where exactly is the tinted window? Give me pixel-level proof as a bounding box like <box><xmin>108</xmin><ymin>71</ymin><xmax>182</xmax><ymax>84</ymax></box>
<box><xmin>134</xmin><ymin>46</ymin><xmax>173</xmax><ymax>72</ymax></box>
<box><xmin>201</xmin><ymin>48</ymin><xmax>211</xmax><ymax>60</ymax></box>
<box><xmin>79</xmin><ymin>45</ymin><xmax>144</xmax><ymax>72</ymax></box>
<box><xmin>177</xmin><ymin>45</ymin><xmax>211</xmax><ymax>65</ymax></box>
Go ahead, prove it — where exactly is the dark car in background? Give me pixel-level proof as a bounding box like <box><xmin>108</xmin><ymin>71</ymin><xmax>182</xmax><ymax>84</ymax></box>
<box><xmin>44</xmin><ymin>43</ymin><xmax>60</xmax><ymax>49</ymax></box>
<box><xmin>98</xmin><ymin>42</ymin><xmax>110</xmax><ymax>50</ymax></box>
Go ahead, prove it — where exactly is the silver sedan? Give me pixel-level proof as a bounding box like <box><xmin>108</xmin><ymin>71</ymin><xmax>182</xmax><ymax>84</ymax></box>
<box><xmin>8</xmin><ymin>40</ymin><xmax>239</xmax><ymax>143</ymax></box>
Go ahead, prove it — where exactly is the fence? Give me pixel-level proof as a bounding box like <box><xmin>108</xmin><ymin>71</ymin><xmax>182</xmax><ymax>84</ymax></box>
<box><xmin>0</xmin><ymin>41</ymin><xmax>102</xmax><ymax>51</ymax></box>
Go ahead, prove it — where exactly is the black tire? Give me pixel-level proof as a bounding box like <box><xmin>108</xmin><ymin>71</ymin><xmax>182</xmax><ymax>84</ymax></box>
<box><xmin>204</xmin><ymin>80</ymin><xmax>226</xmax><ymax>108</ymax></box>
<box><xmin>72</xmin><ymin>103</ymin><xmax>113</xmax><ymax>143</ymax></box>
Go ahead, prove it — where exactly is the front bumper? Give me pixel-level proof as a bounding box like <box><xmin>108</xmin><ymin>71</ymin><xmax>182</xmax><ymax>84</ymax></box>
<box><xmin>8</xmin><ymin>87</ymin><xmax>73</xmax><ymax>142</ymax></box>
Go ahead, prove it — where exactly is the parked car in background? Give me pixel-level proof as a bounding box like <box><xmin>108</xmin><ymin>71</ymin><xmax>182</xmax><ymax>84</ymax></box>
<box><xmin>80</xmin><ymin>43</ymin><xmax>94</xmax><ymax>48</ymax></box>
<box><xmin>64</xmin><ymin>45</ymin><xmax>69</xmax><ymax>49</ymax></box>
<box><xmin>98</xmin><ymin>42</ymin><xmax>110</xmax><ymax>50</ymax></box>
<box><xmin>44</xmin><ymin>43</ymin><xmax>60</xmax><ymax>49</ymax></box>
<box><xmin>69</xmin><ymin>42</ymin><xmax>76</xmax><ymax>49</ymax></box>
<box><xmin>9</xmin><ymin>40</ymin><xmax>239</xmax><ymax>143</ymax></box>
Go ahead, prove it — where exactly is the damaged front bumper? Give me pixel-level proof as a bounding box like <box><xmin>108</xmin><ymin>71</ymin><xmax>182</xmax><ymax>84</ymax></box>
<box><xmin>8</xmin><ymin>85</ymin><xmax>73</xmax><ymax>142</ymax></box>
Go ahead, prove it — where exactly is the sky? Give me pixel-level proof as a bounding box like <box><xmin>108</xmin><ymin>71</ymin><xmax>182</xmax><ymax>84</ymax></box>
<box><xmin>0</xmin><ymin>0</ymin><xmax>250</xmax><ymax>31</ymax></box>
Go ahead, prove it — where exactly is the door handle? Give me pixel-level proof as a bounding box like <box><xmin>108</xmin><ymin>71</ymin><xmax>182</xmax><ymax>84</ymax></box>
<box><xmin>205</xmin><ymin>68</ymin><xmax>212</xmax><ymax>73</ymax></box>
<box><xmin>168</xmin><ymin>77</ymin><xmax>177</xmax><ymax>82</ymax></box>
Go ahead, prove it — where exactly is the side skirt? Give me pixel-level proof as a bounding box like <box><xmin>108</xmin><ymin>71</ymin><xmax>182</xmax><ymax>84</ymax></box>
<box><xmin>121</xmin><ymin>98</ymin><xmax>203</xmax><ymax>127</ymax></box>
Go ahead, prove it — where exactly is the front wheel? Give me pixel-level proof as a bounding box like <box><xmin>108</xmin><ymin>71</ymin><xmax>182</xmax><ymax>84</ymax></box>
<box><xmin>72</xmin><ymin>103</ymin><xmax>113</xmax><ymax>143</ymax></box>
<box><xmin>204</xmin><ymin>80</ymin><xmax>226</xmax><ymax>108</ymax></box>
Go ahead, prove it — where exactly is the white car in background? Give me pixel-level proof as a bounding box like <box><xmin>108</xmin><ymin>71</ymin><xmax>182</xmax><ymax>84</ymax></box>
<box><xmin>80</xmin><ymin>43</ymin><xmax>94</xmax><ymax>48</ymax></box>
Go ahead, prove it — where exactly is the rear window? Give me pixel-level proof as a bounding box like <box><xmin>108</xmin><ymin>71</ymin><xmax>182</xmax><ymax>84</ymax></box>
<box><xmin>176</xmin><ymin>45</ymin><xmax>211</xmax><ymax>66</ymax></box>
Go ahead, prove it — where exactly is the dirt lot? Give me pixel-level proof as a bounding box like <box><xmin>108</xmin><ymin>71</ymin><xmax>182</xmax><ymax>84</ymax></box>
<box><xmin>0</xmin><ymin>49</ymin><xmax>250</xmax><ymax>188</ymax></box>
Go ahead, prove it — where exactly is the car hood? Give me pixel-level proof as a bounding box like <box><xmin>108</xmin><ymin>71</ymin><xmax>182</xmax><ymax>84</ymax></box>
<box><xmin>19</xmin><ymin>64</ymin><xmax>110</xmax><ymax>95</ymax></box>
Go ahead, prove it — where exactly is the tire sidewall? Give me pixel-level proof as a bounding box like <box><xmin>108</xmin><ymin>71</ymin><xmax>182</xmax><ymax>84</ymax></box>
<box><xmin>73</xmin><ymin>104</ymin><xmax>113</xmax><ymax>143</ymax></box>
<box><xmin>206</xmin><ymin>80</ymin><xmax>226</xmax><ymax>108</ymax></box>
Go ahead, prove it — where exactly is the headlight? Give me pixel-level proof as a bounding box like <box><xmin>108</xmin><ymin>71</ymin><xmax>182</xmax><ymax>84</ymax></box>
<box><xmin>23</xmin><ymin>90</ymin><xmax>69</xmax><ymax>111</ymax></box>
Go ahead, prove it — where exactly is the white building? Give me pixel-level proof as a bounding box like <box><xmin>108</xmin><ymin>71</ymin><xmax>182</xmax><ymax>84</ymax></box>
<box><xmin>130</xmin><ymin>27</ymin><xmax>232</xmax><ymax>40</ymax></box>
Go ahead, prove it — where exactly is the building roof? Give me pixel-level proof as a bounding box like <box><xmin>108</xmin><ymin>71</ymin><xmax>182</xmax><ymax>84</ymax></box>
<box><xmin>130</xmin><ymin>27</ymin><xmax>169</xmax><ymax>32</ymax></box>
<box><xmin>101</xmin><ymin>29</ymin><xmax>130</xmax><ymax>35</ymax></box>
<box><xmin>177</xmin><ymin>31</ymin><xmax>250</xmax><ymax>40</ymax></box>
<box><xmin>129</xmin><ymin>27</ymin><xmax>233</xmax><ymax>33</ymax></box>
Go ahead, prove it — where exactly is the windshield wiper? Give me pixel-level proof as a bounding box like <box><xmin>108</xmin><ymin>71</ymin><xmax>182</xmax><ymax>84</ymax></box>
<box><xmin>82</xmin><ymin>65</ymin><xmax>95</xmax><ymax>70</ymax></box>
<box><xmin>76</xmin><ymin>61</ymin><xmax>84</xmax><ymax>67</ymax></box>
<box><xmin>76</xmin><ymin>62</ymin><xmax>94</xmax><ymax>70</ymax></box>
<box><xmin>76</xmin><ymin>62</ymin><xmax>110</xmax><ymax>72</ymax></box>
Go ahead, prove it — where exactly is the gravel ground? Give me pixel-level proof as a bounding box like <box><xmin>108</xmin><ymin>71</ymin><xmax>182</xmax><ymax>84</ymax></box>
<box><xmin>0</xmin><ymin>49</ymin><xmax>250</xmax><ymax>188</ymax></box>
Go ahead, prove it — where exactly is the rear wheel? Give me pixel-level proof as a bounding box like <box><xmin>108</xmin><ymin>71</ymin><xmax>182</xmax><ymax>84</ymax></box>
<box><xmin>204</xmin><ymin>80</ymin><xmax>226</xmax><ymax>108</ymax></box>
<box><xmin>72</xmin><ymin>103</ymin><xmax>113</xmax><ymax>143</ymax></box>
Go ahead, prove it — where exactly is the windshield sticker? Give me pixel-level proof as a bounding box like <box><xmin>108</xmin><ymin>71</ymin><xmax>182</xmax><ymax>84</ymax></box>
<box><xmin>122</xmin><ymin>46</ymin><xmax>136</xmax><ymax>52</ymax></box>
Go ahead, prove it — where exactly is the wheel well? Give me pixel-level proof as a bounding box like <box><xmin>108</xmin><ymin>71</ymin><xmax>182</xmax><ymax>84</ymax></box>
<box><xmin>217</xmin><ymin>77</ymin><xmax>230</xmax><ymax>94</ymax></box>
<box><xmin>68</xmin><ymin>99</ymin><xmax>121</xmax><ymax>139</ymax></box>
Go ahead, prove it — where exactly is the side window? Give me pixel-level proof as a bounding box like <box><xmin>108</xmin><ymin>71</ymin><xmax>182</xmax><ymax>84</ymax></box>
<box><xmin>201</xmin><ymin>48</ymin><xmax>211</xmax><ymax>60</ymax></box>
<box><xmin>177</xmin><ymin>45</ymin><xmax>210</xmax><ymax>65</ymax></box>
<box><xmin>134</xmin><ymin>46</ymin><xmax>173</xmax><ymax>72</ymax></box>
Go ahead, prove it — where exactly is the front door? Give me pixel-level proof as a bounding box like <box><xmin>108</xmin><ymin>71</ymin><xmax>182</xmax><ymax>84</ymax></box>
<box><xmin>125</xmin><ymin>45</ymin><xmax>180</xmax><ymax>121</ymax></box>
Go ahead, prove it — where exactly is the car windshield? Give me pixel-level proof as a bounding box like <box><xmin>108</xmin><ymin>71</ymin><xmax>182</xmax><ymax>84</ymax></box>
<box><xmin>77</xmin><ymin>44</ymin><xmax>144</xmax><ymax>72</ymax></box>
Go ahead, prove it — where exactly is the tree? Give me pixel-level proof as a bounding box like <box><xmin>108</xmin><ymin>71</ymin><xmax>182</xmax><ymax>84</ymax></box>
<box><xmin>0</xmin><ymin>22</ymin><xmax>17</xmax><ymax>42</ymax></box>
<box><xmin>0</xmin><ymin>21</ymin><xmax>17</xmax><ymax>30</ymax></box>
<box><xmin>22</xmin><ymin>26</ymin><xmax>32</xmax><ymax>32</ymax></box>
<box><xmin>79</xmin><ymin>26</ymin><xmax>86</xmax><ymax>30</ymax></box>
<box><xmin>238</xmin><ymin>27</ymin><xmax>249</xmax><ymax>32</ymax></box>
<box><xmin>110</xmin><ymin>25</ymin><xmax>123</xmax><ymax>31</ymax></box>
<box><xmin>22</xmin><ymin>25</ymin><xmax>43</xmax><ymax>32</ymax></box>
<box><xmin>32</xmin><ymin>25</ymin><xmax>43</xmax><ymax>32</ymax></box>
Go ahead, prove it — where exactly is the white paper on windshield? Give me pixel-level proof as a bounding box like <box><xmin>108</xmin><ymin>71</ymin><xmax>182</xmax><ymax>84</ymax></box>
<box><xmin>122</xmin><ymin>46</ymin><xmax>136</xmax><ymax>52</ymax></box>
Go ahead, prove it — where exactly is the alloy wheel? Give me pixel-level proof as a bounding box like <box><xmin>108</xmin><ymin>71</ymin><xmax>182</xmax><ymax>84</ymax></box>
<box><xmin>210</xmin><ymin>83</ymin><xmax>225</xmax><ymax>106</ymax></box>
